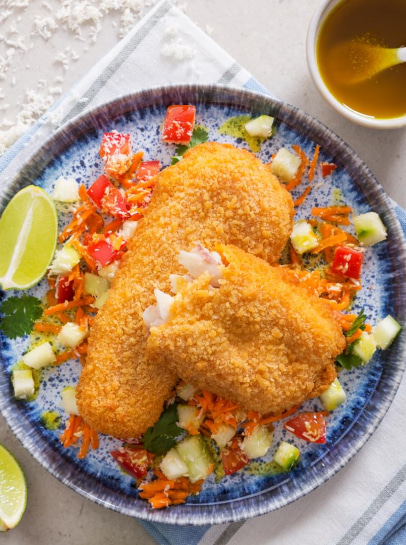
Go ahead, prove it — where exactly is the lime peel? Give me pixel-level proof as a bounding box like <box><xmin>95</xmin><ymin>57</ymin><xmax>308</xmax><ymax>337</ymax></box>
<box><xmin>0</xmin><ymin>444</ymin><xmax>27</xmax><ymax>532</ymax></box>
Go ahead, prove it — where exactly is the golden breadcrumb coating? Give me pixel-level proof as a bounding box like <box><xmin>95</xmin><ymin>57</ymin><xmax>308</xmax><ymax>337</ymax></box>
<box><xmin>146</xmin><ymin>245</ymin><xmax>346</xmax><ymax>415</ymax></box>
<box><xmin>76</xmin><ymin>143</ymin><xmax>294</xmax><ymax>438</ymax></box>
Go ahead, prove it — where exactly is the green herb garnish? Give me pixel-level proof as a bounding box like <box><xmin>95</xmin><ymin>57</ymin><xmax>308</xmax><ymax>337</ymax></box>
<box><xmin>336</xmin><ymin>352</ymin><xmax>363</xmax><ymax>370</ymax></box>
<box><xmin>171</xmin><ymin>126</ymin><xmax>209</xmax><ymax>165</ymax></box>
<box><xmin>0</xmin><ymin>295</ymin><xmax>43</xmax><ymax>339</ymax></box>
<box><xmin>346</xmin><ymin>309</ymin><xmax>367</xmax><ymax>337</ymax></box>
<box><xmin>142</xmin><ymin>403</ymin><xmax>182</xmax><ymax>455</ymax></box>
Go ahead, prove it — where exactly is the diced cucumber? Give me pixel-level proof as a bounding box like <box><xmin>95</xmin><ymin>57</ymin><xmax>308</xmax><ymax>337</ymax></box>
<box><xmin>57</xmin><ymin>322</ymin><xmax>88</xmax><ymax>348</ymax></box>
<box><xmin>83</xmin><ymin>272</ymin><xmax>109</xmax><ymax>297</ymax></box>
<box><xmin>160</xmin><ymin>448</ymin><xmax>189</xmax><ymax>480</ymax></box>
<box><xmin>12</xmin><ymin>369</ymin><xmax>35</xmax><ymax>399</ymax></box>
<box><xmin>245</xmin><ymin>115</ymin><xmax>274</xmax><ymax>138</ymax></box>
<box><xmin>154</xmin><ymin>289</ymin><xmax>174</xmax><ymax>322</ymax></box>
<box><xmin>61</xmin><ymin>385</ymin><xmax>80</xmax><ymax>415</ymax></box>
<box><xmin>241</xmin><ymin>424</ymin><xmax>273</xmax><ymax>459</ymax></box>
<box><xmin>177</xmin><ymin>405</ymin><xmax>204</xmax><ymax>431</ymax></box>
<box><xmin>290</xmin><ymin>220</ymin><xmax>319</xmax><ymax>254</ymax></box>
<box><xmin>273</xmin><ymin>441</ymin><xmax>300</xmax><ymax>470</ymax></box>
<box><xmin>176</xmin><ymin>435</ymin><xmax>214</xmax><ymax>483</ymax></box>
<box><xmin>351</xmin><ymin>332</ymin><xmax>377</xmax><ymax>364</ymax></box>
<box><xmin>92</xmin><ymin>290</ymin><xmax>110</xmax><ymax>310</ymax></box>
<box><xmin>23</xmin><ymin>342</ymin><xmax>56</xmax><ymax>369</ymax></box>
<box><xmin>271</xmin><ymin>147</ymin><xmax>302</xmax><ymax>183</ymax></box>
<box><xmin>320</xmin><ymin>378</ymin><xmax>347</xmax><ymax>411</ymax></box>
<box><xmin>177</xmin><ymin>383</ymin><xmax>196</xmax><ymax>401</ymax></box>
<box><xmin>52</xmin><ymin>176</ymin><xmax>80</xmax><ymax>202</ymax></box>
<box><xmin>98</xmin><ymin>261</ymin><xmax>119</xmax><ymax>281</ymax></box>
<box><xmin>49</xmin><ymin>245</ymin><xmax>81</xmax><ymax>275</ymax></box>
<box><xmin>211</xmin><ymin>424</ymin><xmax>236</xmax><ymax>449</ymax></box>
<box><xmin>373</xmin><ymin>315</ymin><xmax>401</xmax><ymax>349</ymax></box>
<box><xmin>353</xmin><ymin>212</ymin><xmax>387</xmax><ymax>247</ymax></box>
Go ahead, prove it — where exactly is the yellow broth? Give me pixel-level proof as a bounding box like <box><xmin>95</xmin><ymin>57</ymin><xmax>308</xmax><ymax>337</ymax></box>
<box><xmin>317</xmin><ymin>0</ymin><xmax>406</xmax><ymax>119</ymax></box>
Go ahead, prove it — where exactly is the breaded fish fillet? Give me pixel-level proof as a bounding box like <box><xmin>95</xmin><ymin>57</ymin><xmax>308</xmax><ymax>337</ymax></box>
<box><xmin>146</xmin><ymin>245</ymin><xmax>346</xmax><ymax>415</ymax></box>
<box><xmin>76</xmin><ymin>143</ymin><xmax>294</xmax><ymax>438</ymax></box>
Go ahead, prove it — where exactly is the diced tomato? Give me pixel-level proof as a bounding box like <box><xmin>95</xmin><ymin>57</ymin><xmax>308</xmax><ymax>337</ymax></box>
<box><xmin>101</xmin><ymin>187</ymin><xmax>129</xmax><ymax>220</ymax></box>
<box><xmin>88</xmin><ymin>175</ymin><xmax>129</xmax><ymax>219</ymax></box>
<box><xmin>56</xmin><ymin>275</ymin><xmax>74</xmax><ymax>304</ymax></box>
<box><xmin>331</xmin><ymin>246</ymin><xmax>364</xmax><ymax>279</ymax></box>
<box><xmin>321</xmin><ymin>162</ymin><xmax>338</xmax><ymax>178</ymax></box>
<box><xmin>87</xmin><ymin>175</ymin><xmax>111</xmax><ymax>208</ymax></box>
<box><xmin>100</xmin><ymin>132</ymin><xmax>132</xmax><ymax>160</ymax></box>
<box><xmin>87</xmin><ymin>238</ymin><xmax>120</xmax><ymax>268</ymax></box>
<box><xmin>221</xmin><ymin>439</ymin><xmax>249</xmax><ymax>476</ymax></box>
<box><xmin>162</xmin><ymin>105</ymin><xmax>196</xmax><ymax>144</ymax></box>
<box><xmin>136</xmin><ymin>161</ymin><xmax>161</xmax><ymax>181</ymax></box>
<box><xmin>111</xmin><ymin>447</ymin><xmax>152</xmax><ymax>479</ymax></box>
<box><xmin>284</xmin><ymin>412</ymin><xmax>327</xmax><ymax>444</ymax></box>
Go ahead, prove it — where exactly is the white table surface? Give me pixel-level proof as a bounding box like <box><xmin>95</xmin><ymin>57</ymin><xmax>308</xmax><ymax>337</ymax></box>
<box><xmin>1</xmin><ymin>1</ymin><xmax>405</xmax><ymax>544</ymax></box>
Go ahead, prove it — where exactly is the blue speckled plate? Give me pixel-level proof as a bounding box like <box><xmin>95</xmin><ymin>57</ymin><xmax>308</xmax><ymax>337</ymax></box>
<box><xmin>1</xmin><ymin>85</ymin><xmax>406</xmax><ymax>525</ymax></box>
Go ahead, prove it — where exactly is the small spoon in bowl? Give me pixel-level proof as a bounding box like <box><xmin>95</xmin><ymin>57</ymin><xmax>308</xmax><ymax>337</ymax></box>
<box><xmin>330</xmin><ymin>41</ymin><xmax>406</xmax><ymax>84</ymax></box>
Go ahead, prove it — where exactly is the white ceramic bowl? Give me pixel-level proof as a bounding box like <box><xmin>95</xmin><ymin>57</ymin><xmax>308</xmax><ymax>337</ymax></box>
<box><xmin>306</xmin><ymin>0</ymin><xmax>406</xmax><ymax>129</ymax></box>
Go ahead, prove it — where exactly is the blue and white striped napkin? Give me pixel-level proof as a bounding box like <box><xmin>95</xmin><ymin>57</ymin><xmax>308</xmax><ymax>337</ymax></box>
<box><xmin>1</xmin><ymin>2</ymin><xmax>406</xmax><ymax>544</ymax></box>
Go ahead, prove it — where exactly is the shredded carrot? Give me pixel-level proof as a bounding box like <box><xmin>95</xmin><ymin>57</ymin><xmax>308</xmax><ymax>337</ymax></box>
<box><xmin>312</xmin><ymin>206</ymin><xmax>352</xmax><ymax>217</ymax></box>
<box><xmin>286</xmin><ymin>146</ymin><xmax>309</xmax><ymax>191</ymax></box>
<box><xmin>294</xmin><ymin>185</ymin><xmax>311</xmax><ymax>207</ymax></box>
<box><xmin>75</xmin><ymin>342</ymin><xmax>88</xmax><ymax>355</ymax></box>
<box><xmin>139</xmin><ymin>474</ymin><xmax>205</xmax><ymax>508</ymax></box>
<box><xmin>311</xmin><ymin>232</ymin><xmax>347</xmax><ymax>253</ymax></box>
<box><xmin>308</xmin><ymin>144</ymin><xmax>320</xmax><ymax>182</ymax></box>
<box><xmin>78</xmin><ymin>184</ymin><xmax>91</xmax><ymax>203</ymax></box>
<box><xmin>104</xmin><ymin>218</ymin><xmax>123</xmax><ymax>233</ymax></box>
<box><xmin>346</xmin><ymin>329</ymin><xmax>363</xmax><ymax>345</ymax></box>
<box><xmin>90</xmin><ymin>428</ymin><xmax>99</xmax><ymax>450</ymax></box>
<box><xmin>73</xmin><ymin>274</ymin><xmax>85</xmax><ymax>302</ymax></box>
<box><xmin>60</xmin><ymin>415</ymin><xmax>80</xmax><ymax>447</ymax></box>
<box><xmin>56</xmin><ymin>312</ymin><xmax>71</xmax><ymax>324</ymax></box>
<box><xmin>327</xmin><ymin>290</ymin><xmax>352</xmax><ymax>311</ymax></box>
<box><xmin>321</xmin><ymin>214</ymin><xmax>351</xmax><ymax>226</ymax></box>
<box><xmin>47</xmin><ymin>289</ymin><xmax>57</xmax><ymax>306</ymax></box>
<box><xmin>59</xmin><ymin>206</ymin><xmax>96</xmax><ymax>243</ymax></box>
<box><xmin>140</xmin><ymin>480</ymin><xmax>176</xmax><ymax>494</ymax></box>
<box><xmin>60</xmin><ymin>415</ymin><xmax>99</xmax><ymax>459</ymax></box>
<box><xmin>126</xmin><ymin>189</ymin><xmax>151</xmax><ymax>204</ymax></box>
<box><xmin>44</xmin><ymin>296</ymin><xmax>94</xmax><ymax>315</ymax></box>
<box><xmin>115</xmin><ymin>151</ymin><xmax>144</xmax><ymax>188</ymax></box>
<box><xmin>33</xmin><ymin>323</ymin><xmax>62</xmax><ymax>334</ymax></box>
<box><xmin>55</xmin><ymin>350</ymin><xmax>74</xmax><ymax>365</ymax></box>
<box><xmin>75</xmin><ymin>306</ymin><xmax>84</xmax><ymax>323</ymax></box>
<box><xmin>78</xmin><ymin>424</ymin><xmax>91</xmax><ymax>459</ymax></box>
<box><xmin>70</xmin><ymin>239</ymin><xmax>97</xmax><ymax>273</ymax></box>
<box><xmin>136</xmin><ymin>178</ymin><xmax>156</xmax><ymax>190</ymax></box>
<box><xmin>289</xmin><ymin>242</ymin><xmax>302</xmax><ymax>266</ymax></box>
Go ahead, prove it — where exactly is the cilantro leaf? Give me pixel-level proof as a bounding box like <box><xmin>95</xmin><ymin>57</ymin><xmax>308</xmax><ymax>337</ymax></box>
<box><xmin>336</xmin><ymin>352</ymin><xmax>363</xmax><ymax>370</ymax></box>
<box><xmin>142</xmin><ymin>403</ymin><xmax>182</xmax><ymax>455</ymax></box>
<box><xmin>171</xmin><ymin>125</ymin><xmax>209</xmax><ymax>165</ymax></box>
<box><xmin>346</xmin><ymin>309</ymin><xmax>367</xmax><ymax>337</ymax></box>
<box><xmin>0</xmin><ymin>295</ymin><xmax>43</xmax><ymax>339</ymax></box>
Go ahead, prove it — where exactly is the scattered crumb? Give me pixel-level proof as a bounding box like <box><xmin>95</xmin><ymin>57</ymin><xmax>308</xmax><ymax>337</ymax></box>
<box><xmin>0</xmin><ymin>0</ymin><xmax>193</xmax><ymax>157</ymax></box>
<box><xmin>161</xmin><ymin>23</ymin><xmax>195</xmax><ymax>62</ymax></box>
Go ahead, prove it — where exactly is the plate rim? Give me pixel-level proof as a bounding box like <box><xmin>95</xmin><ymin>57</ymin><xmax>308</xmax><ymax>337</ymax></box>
<box><xmin>1</xmin><ymin>83</ymin><xmax>406</xmax><ymax>525</ymax></box>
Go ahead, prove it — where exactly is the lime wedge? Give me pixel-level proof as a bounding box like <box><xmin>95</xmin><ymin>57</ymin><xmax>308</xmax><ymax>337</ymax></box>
<box><xmin>0</xmin><ymin>185</ymin><xmax>58</xmax><ymax>290</ymax></box>
<box><xmin>0</xmin><ymin>444</ymin><xmax>27</xmax><ymax>532</ymax></box>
